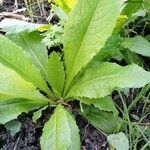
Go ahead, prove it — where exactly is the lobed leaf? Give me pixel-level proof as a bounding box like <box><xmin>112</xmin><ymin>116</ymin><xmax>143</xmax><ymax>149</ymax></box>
<box><xmin>64</xmin><ymin>0</ymin><xmax>121</xmax><ymax>93</ymax></box>
<box><xmin>67</xmin><ymin>63</ymin><xmax>150</xmax><ymax>99</ymax></box>
<box><xmin>41</xmin><ymin>104</ymin><xmax>80</xmax><ymax>150</ymax></box>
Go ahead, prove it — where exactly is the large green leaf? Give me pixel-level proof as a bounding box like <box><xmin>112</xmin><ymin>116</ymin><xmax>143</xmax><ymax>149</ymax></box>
<box><xmin>0</xmin><ymin>35</ymin><xmax>51</xmax><ymax>95</ymax></box>
<box><xmin>7</xmin><ymin>31</ymin><xmax>48</xmax><ymax>79</ymax></box>
<box><xmin>48</xmin><ymin>52</ymin><xmax>65</xmax><ymax>98</ymax></box>
<box><xmin>83</xmin><ymin>105</ymin><xmax>121</xmax><ymax>133</ymax></box>
<box><xmin>40</xmin><ymin>104</ymin><xmax>80</xmax><ymax>150</ymax></box>
<box><xmin>80</xmin><ymin>96</ymin><xmax>118</xmax><ymax>116</ymax></box>
<box><xmin>67</xmin><ymin>63</ymin><xmax>150</xmax><ymax>99</ymax></box>
<box><xmin>0</xmin><ymin>63</ymin><xmax>50</xmax><ymax>102</ymax></box>
<box><xmin>0</xmin><ymin>98</ymin><xmax>47</xmax><ymax>124</ymax></box>
<box><xmin>121</xmin><ymin>36</ymin><xmax>150</xmax><ymax>57</ymax></box>
<box><xmin>0</xmin><ymin>18</ymin><xmax>50</xmax><ymax>34</ymax></box>
<box><xmin>64</xmin><ymin>0</ymin><xmax>121</xmax><ymax>93</ymax></box>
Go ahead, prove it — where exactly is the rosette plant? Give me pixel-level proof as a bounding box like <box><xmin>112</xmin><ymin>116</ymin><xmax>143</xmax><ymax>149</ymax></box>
<box><xmin>0</xmin><ymin>0</ymin><xmax>150</xmax><ymax>149</ymax></box>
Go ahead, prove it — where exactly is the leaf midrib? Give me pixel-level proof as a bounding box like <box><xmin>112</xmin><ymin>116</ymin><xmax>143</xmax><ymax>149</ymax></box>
<box><xmin>74</xmin><ymin>74</ymin><xmax>120</xmax><ymax>88</ymax></box>
<box><xmin>20</xmin><ymin>33</ymin><xmax>48</xmax><ymax>79</ymax></box>
<box><xmin>125</xmin><ymin>40</ymin><xmax>150</xmax><ymax>49</ymax></box>
<box><xmin>0</xmin><ymin>54</ymin><xmax>46</xmax><ymax>92</ymax></box>
<box><xmin>66</xmin><ymin>1</ymin><xmax>102</xmax><ymax>81</ymax></box>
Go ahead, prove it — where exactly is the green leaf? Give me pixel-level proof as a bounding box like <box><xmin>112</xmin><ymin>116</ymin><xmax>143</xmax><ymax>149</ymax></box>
<box><xmin>0</xmin><ymin>18</ymin><xmax>50</xmax><ymax>34</ymax></box>
<box><xmin>0</xmin><ymin>35</ymin><xmax>51</xmax><ymax>95</ymax></box>
<box><xmin>80</xmin><ymin>97</ymin><xmax>118</xmax><ymax>116</ymax></box>
<box><xmin>6</xmin><ymin>31</ymin><xmax>48</xmax><ymax>79</ymax></box>
<box><xmin>67</xmin><ymin>63</ymin><xmax>150</xmax><ymax>99</ymax></box>
<box><xmin>43</xmin><ymin>25</ymin><xmax>64</xmax><ymax>49</ymax></box>
<box><xmin>122</xmin><ymin>0</ymin><xmax>142</xmax><ymax>17</ymax></box>
<box><xmin>113</xmin><ymin>15</ymin><xmax>128</xmax><ymax>33</ymax></box>
<box><xmin>91</xmin><ymin>34</ymin><xmax>121</xmax><ymax>62</ymax></box>
<box><xmin>0</xmin><ymin>98</ymin><xmax>47</xmax><ymax>124</ymax></box>
<box><xmin>107</xmin><ymin>132</ymin><xmax>129</xmax><ymax>150</ymax></box>
<box><xmin>4</xmin><ymin>120</ymin><xmax>21</xmax><ymax>136</ymax></box>
<box><xmin>124</xmin><ymin>9</ymin><xmax>146</xmax><ymax>26</ymax></box>
<box><xmin>82</xmin><ymin>105</ymin><xmax>121</xmax><ymax>133</ymax></box>
<box><xmin>51</xmin><ymin>4</ymin><xmax>68</xmax><ymax>22</ymax></box>
<box><xmin>48</xmin><ymin>52</ymin><xmax>65</xmax><ymax>98</ymax></box>
<box><xmin>32</xmin><ymin>106</ymin><xmax>47</xmax><ymax>123</ymax></box>
<box><xmin>0</xmin><ymin>63</ymin><xmax>50</xmax><ymax>102</ymax></box>
<box><xmin>121</xmin><ymin>36</ymin><xmax>150</xmax><ymax>57</ymax></box>
<box><xmin>40</xmin><ymin>104</ymin><xmax>80</xmax><ymax>150</ymax></box>
<box><xmin>143</xmin><ymin>0</ymin><xmax>150</xmax><ymax>13</ymax></box>
<box><xmin>64</xmin><ymin>0</ymin><xmax>121</xmax><ymax>93</ymax></box>
<box><xmin>48</xmin><ymin>0</ymin><xmax>77</xmax><ymax>13</ymax></box>
<box><xmin>0</xmin><ymin>94</ymin><xmax>12</xmax><ymax>100</ymax></box>
<box><xmin>121</xmin><ymin>50</ymin><xmax>143</xmax><ymax>65</ymax></box>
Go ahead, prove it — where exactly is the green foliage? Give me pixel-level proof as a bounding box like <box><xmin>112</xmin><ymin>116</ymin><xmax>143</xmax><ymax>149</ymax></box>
<box><xmin>0</xmin><ymin>98</ymin><xmax>47</xmax><ymax>124</ymax></box>
<box><xmin>0</xmin><ymin>35</ymin><xmax>51</xmax><ymax>95</ymax></box>
<box><xmin>0</xmin><ymin>0</ymin><xmax>150</xmax><ymax>149</ymax></box>
<box><xmin>40</xmin><ymin>104</ymin><xmax>80</xmax><ymax>150</ymax></box>
<box><xmin>64</xmin><ymin>0</ymin><xmax>121</xmax><ymax>93</ymax></box>
<box><xmin>107</xmin><ymin>132</ymin><xmax>129</xmax><ymax>150</ymax></box>
<box><xmin>83</xmin><ymin>105</ymin><xmax>122</xmax><ymax>134</ymax></box>
<box><xmin>48</xmin><ymin>0</ymin><xmax>77</xmax><ymax>13</ymax></box>
<box><xmin>0</xmin><ymin>63</ymin><xmax>48</xmax><ymax>101</ymax></box>
<box><xmin>80</xmin><ymin>96</ymin><xmax>118</xmax><ymax>116</ymax></box>
<box><xmin>121</xmin><ymin>36</ymin><xmax>150</xmax><ymax>57</ymax></box>
<box><xmin>122</xmin><ymin>0</ymin><xmax>142</xmax><ymax>17</ymax></box>
<box><xmin>32</xmin><ymin>106</ymin><xmax>47</xmax><ymax>123</ymax></box>
<box><xmin>43</xmin><ymin>25</ymin><xmax>64</xmax><ymax>49</ymax></box>
<box><xmin>48</xmin><ymin>52</ymin><xmax>65</xmax><ymax>98</ymax></box>
<box><xmin>7</xmin><ymin>31</ymin><xmax>48</xmax><ymax>79</ymax></box>
<box><xmin>4</xmin><ymin>120</ymin><xmax>21</xmax><ymax>136</ymax></box>
<box><xmin>67</xmin><ymin>63</ymin><xmax>150</xmax><ymax>99</ymax></box>
<box><xmin>0</xmin><ymin>18</ymin><xmax>50</xmax><ymax>34</ymax></box>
